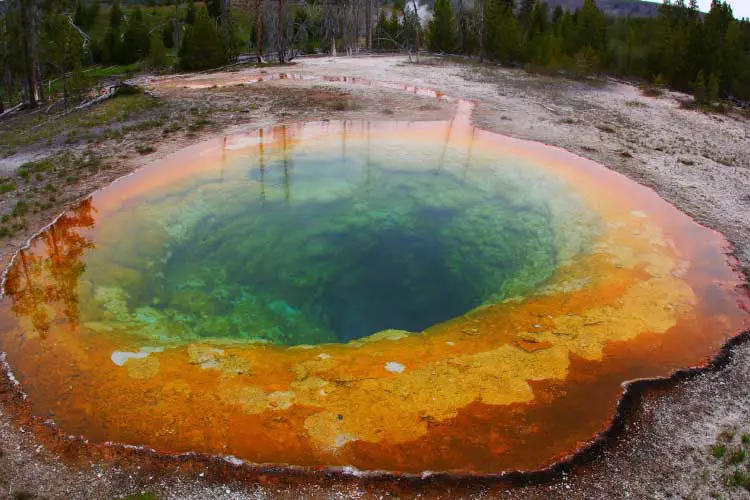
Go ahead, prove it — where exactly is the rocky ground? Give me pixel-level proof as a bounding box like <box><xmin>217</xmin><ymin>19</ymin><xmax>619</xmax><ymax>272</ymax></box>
<box><xmin>0</xmin><ymin>55</ymin><xmax>749</xmax><ymax>499</ymax></box>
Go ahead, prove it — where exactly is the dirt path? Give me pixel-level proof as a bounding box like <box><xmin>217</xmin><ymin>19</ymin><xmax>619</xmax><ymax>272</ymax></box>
<box><xmin>0</xmin><ymin>55</ymin><xmax>749</xmax><ymax>499</ymax></box>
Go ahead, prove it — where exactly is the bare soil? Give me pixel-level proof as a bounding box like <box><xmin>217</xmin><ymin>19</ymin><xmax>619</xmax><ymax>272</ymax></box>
<box><xmin>0</xmin><ymin>55</ymin><xmax>749</xmax><ymax>499</ymax></box>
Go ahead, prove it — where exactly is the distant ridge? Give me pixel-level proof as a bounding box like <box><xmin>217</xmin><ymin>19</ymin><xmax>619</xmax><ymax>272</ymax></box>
<box><xmin>544</xmin><ymin>0</ymin><xmax>663</xmax><ymax>18</ymax></box>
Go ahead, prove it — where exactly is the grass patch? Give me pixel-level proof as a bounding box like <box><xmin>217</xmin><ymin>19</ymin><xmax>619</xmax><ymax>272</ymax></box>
<box><xmin>329</xmin><ymin>99</ymin><xmax>362</xmax><ymax>111</ymax></box>
<box><xmin>187</xmin><ymin>118</ymin><xmax>212</xmax><ymax>132</ymax></box>
<box><xmin>162</xmin><ymin>122</ymin><xmax>182</xmax><ymax>135</ymax></box>
<box><xmin>83</xmin><ymin>63</ymin><xmax>142</xmax><ymax>80</ymax></box>
<box><xmin>726</xmin><ymin>469</ymin><xmax>750</xmax><ymax>489</ymax></box>
<box><xmin>625</xmin><ymin>100</ymin><xmax>648</xmax><ymax>108</ymax></box>
<box><xmin>122</xmin><ymin>493</ymin><xmax>159</xmax><ymax>500</ymax></box>
<box><xmin>11</xmin><ymin>491</ymin><xmax>35</xmax><ymax>500</ymax></box>
<box><xmin>72</xmin><ymin>94</ymin><xmax>160</xmax><ymax>129</ymax></box>
<box><xmin>730</xmin><ymin>448</ymin><xmax>747</xmax><ymax>465</ymax></box>
<box><xmin>0</xmin><ymin>182</ymin><xmax>16</xmax><ymax>194</ymax></box>
<box><xmin>0</xmin><ymin>93</ymin><xmax>161</xmax><ymax>149</ymax></box>
<box><xmin>12</xmin><ymin>201</ymin><xmax>29</xmax><ymax>217</ymax></box>
<box><xmin>642</xmin><ymin>87</ymin><xmax>664</xmax><ymax>98</ymax></box>
<box><xmin>713</xmin><ymin>443</ymin><xmax>727</xmax><ymax>459</ymax></box>
<box><xmin>135</xmin><ymin>144</ymin><xmax>156</xmax><ymax>155</ymax></box>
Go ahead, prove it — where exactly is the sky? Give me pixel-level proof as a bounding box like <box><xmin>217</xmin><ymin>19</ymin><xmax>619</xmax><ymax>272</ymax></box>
<box><xmin>697</xmin><ymin>0</ymin><xmax>750</xmax><ymax>19</ymax></box>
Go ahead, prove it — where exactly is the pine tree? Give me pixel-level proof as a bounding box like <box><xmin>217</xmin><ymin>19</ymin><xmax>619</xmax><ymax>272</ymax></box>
<box><xmin>102</xmin><ymin>27</ymin><xmax>122</xmax><ymax>64</ymax></box>
<box><xmin>577</xmin><ymin>0</ymin><xmax>606</xmax><ymax>52</ymax></box>
<box><xmin>428</xmin><ymin>0</ymin><xmax>456</xmax><ymax>53</ymax></box>
<box><xmin>518</xmin><ymin>0</ymin><xmax>535</xmax><ymax>30</ymax></box>
<box><xmin>186</xmin><ymin>0</ymin><xmax>197</xmax><ymax>25</ymax></box>
<box><xmin>122</xmin><ymin>8</ymin><xmax>150</xmax><ymax>63</ymax></box>
<box><xmin>162</xmin><ymin>20</ymin><xmax>175</xmax><ymax>49</ymax></box>
<box><xmin>693</xmin><ymin>69</ymin><xmax>707</xmax><ymax>103</ymax></box>
<box><xmin>375</xmin><ymin>10</ymin><xmax>394</xmax><ymax>49</ymax></box>
<box><xmin>89</xmin><ymin>1</ymin><xmax>101</xmax><ymax>26</ymax></box>
<box><xmin>149</xmin><ymin>32</ymin><xmax>169</xmax><ymax>68</ymax></box>
<box><xmin>179</xmin><ymin>8</ymin><xmax>227</xmax><ymax>70</ymax></box>
<box><xmin>484</xmin><ymin>0</ymin><xmax>520</xmax><ymax>64</ymax></box>
<box><xmin>207</xmin><ymin>0</ymin><xmax>223</xmax><ymax>20</ymax></box>
<box><xmin>109</xmin><ymin>0</ymin><xmax>124</xmax><ymax>30</ymax></box>
<box><xmin>73</xmin><ymin>0</ymin><xmax>89</xmax><ymax>30</ymax></box>
<box><xmin>389</xmin><ymin>9</ymin><xmax>401</xmax><ymax>47</ymax></box>
<box><xmin>529</xmin><ymin>1</ymin><xmax>549</xmax><ymax>36</ymax></box>
<box><xmin>708</xmin><ymin>71</ymin><xmax>720</xmax><ymax>102</ymax></box>
<box><xmin>43</xmin><ymin>12</ymin><xmax>86</xmax><ymax>107</ymax></box>
<box><xmin>552</xmin><ymin>5</ymin><xmax>564</xmax><ymax>28</ymax></box>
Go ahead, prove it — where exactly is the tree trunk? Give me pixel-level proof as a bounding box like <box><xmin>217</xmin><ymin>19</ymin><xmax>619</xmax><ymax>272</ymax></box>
<box><xmin>478</xmin><ymin>0</ymin><xmax>485</xmax><ymax>62</ymax></box>
<box><xmin>63</xmin><ymin>73</ymin><xmax>68</xmax><ymax>112</ymax></box>
<box><xmin>354</xmin><ymin>0</ymin><xmax>360</xmax><ymax>54</ymax></box>
<box><xmin>411</xmin><ymin>0</ymin><xmax>420</xmax><ymax>63</ymax></box>
<box><xmin>458</xmin><ymin>0</ymin><xmax>467</xmax><ymax>53</ymax></box>
<box><xmin>323</xmin><ymin>0</ymin><xmax>336</xmax><ymax>55</ymax></box>
<box><xmin>366</xmin><ymin>0</ymin><xmax>372</xmax><ymax>51</ymax></box>
<box><xmin>255</xmin><ymin>0</ymin><xmax>263</xmax><ymax>64</ymax></box>
<box><xmin>277</xmin><ymin>0</ymin><xmax>285</xmax><ymax>63</ymax></box>
<box><xmin>256</xmin><ymin>0</ymin><xmax>263</xmax><ymax>63</ymax></box>
<box><xmin>20</xmin><ymin>0</ymin><xmax>39</xmax><ymax>109</ymax></box>
<box><xmin>36</xmin><ymin>61</ymin><xmax>45</xmax><ymax>103</ymax></box>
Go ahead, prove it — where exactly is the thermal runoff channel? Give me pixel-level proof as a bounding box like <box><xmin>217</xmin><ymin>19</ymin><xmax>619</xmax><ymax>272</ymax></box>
<box><xmin>0</xmin><ymin>114</ymin><xmax>747</xmax><ymax>474</ymax></box>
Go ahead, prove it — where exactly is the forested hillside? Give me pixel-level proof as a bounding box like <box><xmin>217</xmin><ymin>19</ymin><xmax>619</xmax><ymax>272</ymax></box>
<box><xmin>426</xmin><ymin>0</ymin><xmax>750</xmax><ymax>102</ymax></box>
<box><xmin>0</xmin><ymin>0</ymin><xmax>749</xmax><ymax>114</ymax></box>
<box><xmin>544</xmin><ymin>0</ymin><xmax>661</xmax><ymax>18</ymax></box>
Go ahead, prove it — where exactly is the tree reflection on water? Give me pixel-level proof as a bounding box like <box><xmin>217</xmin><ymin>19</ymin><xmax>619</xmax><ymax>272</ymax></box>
<box><xmin>5</xmin><ymin>199</ymin><xmax>95</xmax><ymax>337</ymax></box>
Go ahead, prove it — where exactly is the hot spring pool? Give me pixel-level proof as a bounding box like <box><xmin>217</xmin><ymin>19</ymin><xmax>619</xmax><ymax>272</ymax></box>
<box><xmin>0</xmin><ymin>111</ymin><xmax>746</xmax><ymax>474</ymax></box>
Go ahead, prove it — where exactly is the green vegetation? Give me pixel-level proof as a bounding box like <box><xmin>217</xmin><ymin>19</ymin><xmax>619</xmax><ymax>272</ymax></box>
<box><xmin>0</xmin><ymin>151</ymin><xmax>107</xmax><ymax>239</ymax></box>
<box><xmin>0</xmin><ymin>93</ymin><xmax>160</xmax><ymax>149</ymax></box>
<box><xmin>179</xmin><ymin>8</ymin><xmax>227</xmax><ymax>70</ymax></box>
<box><xmin>1</xmin><ymin>0</ymin><xmax>748</xmax><ymax>119</ymax></box>
<box><xmin>428</xmin><ymin>0</ymin><xmax>457</xmax><ymax>53</ymax></box>
<box><xmin>122</xmin><ymin>493</ymin><xmax>159</xmax><ymax>500</ymax></box>
<box><xmin>731</xmin><ymin>448</ymin><xmax>747</xmax><ymax>465</ymax></box>
<box><xmin>11</xmin><ymin>491</ymin><xmax>35</xmax><ymax>500</ymax></box>
<box><xmin>727</xmin><ymin>469</ymin><xmax>750</xmax><ymax>489</ymax></box>
<box><xmin>135</xmin><ymin>143</ymin><xmax>156</xmax><ymax>155</ymax></box>
<box><xmin>711</xmin><ymin>429</ymin><xmax>750</xmax><ymax>492</ymax></box>
<box><xmin>425</xmin><ymin>0</ymin><xmax>748</xmax><ymax>106</ymax></box>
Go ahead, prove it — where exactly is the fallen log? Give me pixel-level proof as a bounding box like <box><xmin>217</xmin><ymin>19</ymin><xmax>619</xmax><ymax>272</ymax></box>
<box><xmin>73</xmin><ymin>84</ymin><xmax>118</xmax><ymax>112</ymax></box>
<box><xmin>0</xmin><ymin>102</ymin><xmax>24</xmax><ymax>119</ymax></box>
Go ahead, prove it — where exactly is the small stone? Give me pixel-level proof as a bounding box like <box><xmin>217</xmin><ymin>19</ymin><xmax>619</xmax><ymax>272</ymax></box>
<box><xmin>385</xmin><ymin>361</ymin><xmax>406</xmax><ymax>373</ymax></box>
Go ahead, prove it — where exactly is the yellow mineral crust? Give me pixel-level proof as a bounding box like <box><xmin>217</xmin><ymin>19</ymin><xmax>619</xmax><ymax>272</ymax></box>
<box><xmin>206</xmin><ymin>218</ymin><xmax>696</xmax><ymax>449</ymax></box>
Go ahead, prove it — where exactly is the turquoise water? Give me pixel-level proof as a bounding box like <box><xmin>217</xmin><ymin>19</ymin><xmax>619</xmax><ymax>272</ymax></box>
<box><xmin>78</xmin><ymin>130</ymin><xmax>597</xmax><ymax>346</ymax></box>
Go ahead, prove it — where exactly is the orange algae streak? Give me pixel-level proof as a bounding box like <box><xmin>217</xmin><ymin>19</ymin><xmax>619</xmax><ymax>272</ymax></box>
<box><xmin>0</xmin><ymin>117</ymin><xmax>747</xmax><ymax>475</ymax></box>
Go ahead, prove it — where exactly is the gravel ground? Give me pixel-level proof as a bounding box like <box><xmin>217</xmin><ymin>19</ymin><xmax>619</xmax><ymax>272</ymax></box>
<box><xmin>0</xmin><ymin>55</ymin><xmax>749</xmax><ymax>499</ymax></box>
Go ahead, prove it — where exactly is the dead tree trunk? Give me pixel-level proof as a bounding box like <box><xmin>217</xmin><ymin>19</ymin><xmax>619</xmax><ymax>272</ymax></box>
<box><xmin>256</xmin><ymin>0</ymin><xmax>263</xmax><ymax>63</ymax></box>
<box><xmin>365</xmin><ymin>0</ymin><xmax>372</xmax><ymax>50</ymax></box>
<box><xmin>411</xmin><ymin>0</ymin><xmax>420</xmax><ymax>63</ymax></box>
<box><xmin>277</xmin><ymin>0</ymin><xmax>286</xmax><ymax>63</ymax></box>
<box><xmin>457</xmin><ymin>0</ymin><xmax>467</xmax><ymax>53</ymax></box>
<box><xmin>478</xmin><ymin>0</ymin><xmax>485</xmax><ymax>62</ymax></box>
<box><xmin>354</xmin><ymin>0</ymin><xmax>360</xmax><ymax>54</ymax></box>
